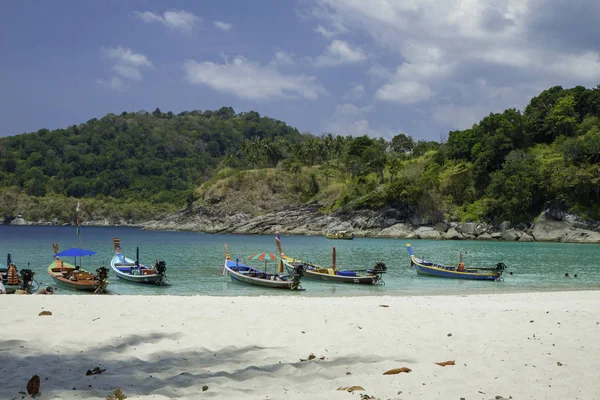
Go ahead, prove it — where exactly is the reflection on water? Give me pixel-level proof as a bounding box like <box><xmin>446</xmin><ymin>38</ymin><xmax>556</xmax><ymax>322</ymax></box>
<box><xmin>1</xmin><ymin>225</ymin><xmax>599</xmax><ymax>296</ymax></box>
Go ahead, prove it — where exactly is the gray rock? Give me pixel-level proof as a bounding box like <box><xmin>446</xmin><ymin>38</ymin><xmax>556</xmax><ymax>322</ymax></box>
<box><xmin>476</xmin><ymin>233</ymin><xmax>493</xmax><ymax>240</ymax></box>
<box><xmin>458</xmin><ymin>222</ymin><xmax>477</xmax><ymax>235</ymax></box>
<box><xmin>518</xmin><ymin>232</ymin><xmax>535</xmax><ymax>242</ymax></box>
<box><xmin>501</xmin><ymin>229</ymin><xmax>519</xmax><ymax>241</ymax></box>
<box><xmin>434</xmin><ymin>222</ymin><xmax>449</xmax><ymax>232</ymax></box>
<box><xmin>532</xmin><ymin>212</ymin><xmax>571</xmax><ymax>242</ymax></box>
<box><xmin>415</xmin><ymin>227</ymin><xmax>442</xmax><ymax>240</ymax></box>
<box><xmin>443</xmin><ymin>227</ymin><xmax>464</xmax><ymax>240</ymax></box>
<box><xmin>499</xmin><ymin>221</ymin><xmax>511</xmax><ymax>231</ymax></box>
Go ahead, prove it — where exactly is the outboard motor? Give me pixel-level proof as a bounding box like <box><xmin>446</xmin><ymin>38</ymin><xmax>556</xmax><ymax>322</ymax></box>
<box><xmin>154</xmin><ymin>260</ymin><xmax>168</xmax><ymax>285</ymax></box>
<box><xmin>155</xmin><ymin>260</ymin><xmax>167</xmax><ymax>276</ymax></box>
<box><xmin>93</xmin><ymin>266</ymin><xmax>109</xmax><ymax>294</ymax></box>
<box><xmin>20</xmin><ymin>269</ymin><xmax>35</xmax><ymax>293</ymax></box>
<box><xmin>367</xmin><ymin>261</ymin><xmax>387</xmax><ymax>275</ymax></box>
<box><xmin>290</xmin><ymin>264</ymin><xmax>304</xmax><ymax>290</ymax></box>
<box><xmin>96</xmin><ymin>266</ymin><xmax>109</xmax><ymax>282</ymax></box>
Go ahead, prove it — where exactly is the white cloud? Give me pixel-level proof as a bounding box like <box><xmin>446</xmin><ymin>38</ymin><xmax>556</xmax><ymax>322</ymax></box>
<box><xmin>98</xmin><ymin>47</ymin><xmax>151</xmax><ymax>92</ymax></box>
<box><xmin>376</xmin><ymin>81</ymin><xmax>433</xmax><ymax>104</ymax></box>
<box><xmin>307</xmin><ymin>0</ymin><xmax>600</xmax><ymax>133</ymax></box>
<box><xmin>344</xmin><ymin>83</ymin><xmax>365</xmax><ymax>100</ymax></box>
<box><xmin>272</xmin><ymin>51</ymin><xmax>294</xmax><ymax>66</ymax></box>
<box><xmin>112</xmin><ymin>64</ymin><xmax>142</xmax><ymax>81</ymax></box>
<box><xmin>136</xmin><ymin>10</ymin><xmax>199</xmax><ymax>33</ymax></box>
<box><xmin>183</xmin><ymin>56</ymin><xmax>326</xmax><ymax>100</ymax></box>
<box><xmin>214</xmin><ymin>20</ymin><xmax>233</xmax><ymax>32</ymax></box>
<box><xmin>326</xmin><ymin>103</ymin><xmax>388</xmax><ymax>137</ymax></box>
<box><xmin>102</xmin><ymin>47</ymin><xmax>152</xmax><ymax>67</ymax></box>
<box><xmin>314</xmin><ymin>40</ymin><xmax>366</xmax><ymax>66</ymax></box>
<box><xmin>96</xmin><ymin>76</ymin><xmax>129</xmax><ymax>92</ymax></box>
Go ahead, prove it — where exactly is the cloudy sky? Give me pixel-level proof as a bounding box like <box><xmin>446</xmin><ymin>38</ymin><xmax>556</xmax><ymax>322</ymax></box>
<box><xmin>1</xmin><ymin>0</ymin><xmax>599</xmax><ymax>141</ymax></box>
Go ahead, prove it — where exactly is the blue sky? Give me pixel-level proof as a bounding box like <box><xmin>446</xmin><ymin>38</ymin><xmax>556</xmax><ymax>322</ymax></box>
<box><xmin>1</xmin><ymin>0</ymin><xmax>599</xmax><ymax>141</ymax></box>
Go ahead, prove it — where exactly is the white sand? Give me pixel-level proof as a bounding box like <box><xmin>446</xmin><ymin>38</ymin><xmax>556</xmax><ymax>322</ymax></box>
<box><xmin>1</xmin><ymin>291</ymin><xmax>600</xmax><ymax>400</ymax></box>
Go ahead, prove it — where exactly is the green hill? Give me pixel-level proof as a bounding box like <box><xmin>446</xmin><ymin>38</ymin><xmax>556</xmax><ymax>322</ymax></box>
<box><xmin>2</xmin><ymin>84</ymin><xmax>600</xmax><ymax>227</ymax></box>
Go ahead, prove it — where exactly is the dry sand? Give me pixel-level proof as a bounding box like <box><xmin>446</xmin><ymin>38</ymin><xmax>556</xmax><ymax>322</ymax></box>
<box><xmin>1</xmin><ymin>291</ymin><xmax>599</xmax><ymax>400</ymax></box>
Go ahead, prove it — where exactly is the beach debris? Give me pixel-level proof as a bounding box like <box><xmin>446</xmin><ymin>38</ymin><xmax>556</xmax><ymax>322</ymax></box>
<box><xmin>86</xmin><ymin>367</ymin><xmax>107</xmax><ymax>376</ymax></box>
<box><xmin>337</xmin><ymin>386</ymin><xmax>365</xmax><ymax>392</ymax></box>
<box><xmin>39</xmin><ymin>311</ymin><xmax>52</xmax><ymax>316</ymax></box>
<box><xmin>27</xmin><ymin>375</ymin><xmax>40</xmax><ymax>396</ymax></box>
<box><xmin>379</xmin><ymin>304</ymin><xmax>389</xmax><ymax>307</ymax></box>
<box><xmin>557</xmin><ymin>362</ymin><xmax>563</xmax><ymax>366</ymax></box>
<box><xmin>447</xmin><ymin>333</ymin><xmax>452</xmax><ymax>337</ymax></box>
<box><xmin>360</xmin><ymin>394</ymin><xmax>375</xmax><ymax>399</ymax></box>
<box><xmin>435</xmin><ymin>360</ymin><xmax>455</xmax><ymax>367</ymax></box>
<box><xmin>202</xmin><ymin>385</ymin><xmax>209</xmax><ymax>391</ymax></box>
<box><xmin>383</xmin><ymin>367</ymin><xmax>411</xmax><ymax>375</ymax></box>
<box><xmin>107</xmin><ymin>388</ymin><xmax>127</xmax><ymax>400</ymax></box>
<box><xmin>300</xmin><ymin>353</ymin><xmax>316</xmax><ymax>361</ymax></box>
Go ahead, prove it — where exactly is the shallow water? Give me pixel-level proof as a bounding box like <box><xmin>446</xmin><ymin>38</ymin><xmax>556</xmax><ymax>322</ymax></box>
<box><xmin>1</xmin><ymin>225</ymin><xmax>599</xmax><ymax>296</ymax></box>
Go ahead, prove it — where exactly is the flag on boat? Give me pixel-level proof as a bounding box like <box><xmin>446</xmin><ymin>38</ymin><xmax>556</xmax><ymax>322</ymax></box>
<box><xmin>76</xmin><ymin>201</ymin><xmax>81</xmax><ymax>236</ymax></box>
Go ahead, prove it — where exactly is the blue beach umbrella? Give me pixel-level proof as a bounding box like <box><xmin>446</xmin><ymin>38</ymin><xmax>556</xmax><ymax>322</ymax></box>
<box><xmin>54</xmin><ymin>248</ymin><xmax>97</xmax><ymax>258</ymax></box>
<box><xmin>54</xmin><ymin>247</ymin><xmax>98</xmax><ymax>268</ymax></box>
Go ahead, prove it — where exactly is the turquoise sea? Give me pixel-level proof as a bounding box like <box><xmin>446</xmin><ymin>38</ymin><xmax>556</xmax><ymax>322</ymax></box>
<box><xmin>1</xmin><ymin>225</ymin><xmax>599</xmax><ymax>296</ymax></box>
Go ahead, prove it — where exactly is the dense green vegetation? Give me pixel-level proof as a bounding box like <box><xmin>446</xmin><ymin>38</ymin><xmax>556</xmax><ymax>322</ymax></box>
<box><xmin>2</xmin><ymin>84</ymin><xmax>600</xmax><ymax>226</ymax></box>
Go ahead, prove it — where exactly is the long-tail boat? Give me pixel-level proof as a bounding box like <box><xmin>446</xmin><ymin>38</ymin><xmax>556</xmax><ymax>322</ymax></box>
<box><xmin>275</xmin><ymin>234</ymin><xmax>386</xmax><ymax>284</ymax></box>
<box><xmin>48</xmin><ymin>244</ymin><xmax>109</xmax><ymax>293</ymax></box>
<box><xmin>406</xmin><ymin>243</ymin><xmax>505</xmax><ymax>281</ymax></box>
<box><xmin>223</xmin><ymin>244</ymin><xmax>303</xmax><ymax>290</ymax></box>
<box><xmin>110</xmin><ymin>238</ymin><xmax>168</xmax><ymax>285</ymax></box>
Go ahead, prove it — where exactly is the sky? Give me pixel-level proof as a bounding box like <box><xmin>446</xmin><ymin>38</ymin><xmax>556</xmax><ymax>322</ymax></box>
<box><xmin>1</xmin><ymin>0</ymin><xmax>599</xmax><ymax>142</ymax></box>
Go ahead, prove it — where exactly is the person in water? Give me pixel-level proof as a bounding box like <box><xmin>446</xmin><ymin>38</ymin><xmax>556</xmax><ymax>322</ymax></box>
<box><xmin>565</xmin><ymin>273</ymin><xmax>570</xmax><ymax>278</ymax></box>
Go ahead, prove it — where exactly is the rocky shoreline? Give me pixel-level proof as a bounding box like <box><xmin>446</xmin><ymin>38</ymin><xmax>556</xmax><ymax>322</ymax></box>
<box><xmin>9</xmin><ymin>204</ymin><xmax>600</xmax><ymax>244</ymax></box>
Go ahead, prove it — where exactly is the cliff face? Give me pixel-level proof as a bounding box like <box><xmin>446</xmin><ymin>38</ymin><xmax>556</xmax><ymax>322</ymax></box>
<box><xmin>141</xmin><ymin>204</ymin><xmax>600</xmax><ymax>244</ymax></box>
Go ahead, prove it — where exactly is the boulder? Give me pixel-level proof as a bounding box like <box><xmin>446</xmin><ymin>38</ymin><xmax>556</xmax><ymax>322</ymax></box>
<box><xmin>415</xmin><ymin>227</ymin><xmax>442</xmax><ymax>240</ymax></box>
<box><xmin>518</xmin><ymin>232</ymin><xmax>535</xmax><ymax>242</ymax></box>
<box><xmin>476</xmin><ymin>232</ymin><xmax>493</xmax><ymax>240</ymax></box>
<box><xmin>501</xmin><ymin>229</ymin><xmax>519</xmax><ymax>241</ymax></box>
<box><xmin>377</xmin><ymin>223</ymin><xmax>416</xmax><ymax>238</ymax></box>
<box><xmin>443</xmin><ymin>228</ymin><xmax>464</xmax><ymax>240</ymax></box>
<box><xmin>532</xmin><ymin>212</ymin><xmax>571</xmax><ymax>242</ymax></box>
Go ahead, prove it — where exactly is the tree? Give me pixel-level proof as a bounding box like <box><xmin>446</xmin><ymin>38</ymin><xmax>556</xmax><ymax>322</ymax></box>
<box><xmin>546</xmin><ymin>94</ymin><xmax>577</xmax><ymax>138</ymax></box>
<box><xmin>389</xmin><ymin>133</ymin><xmax>415</xmax><ymax>155</ymax></box>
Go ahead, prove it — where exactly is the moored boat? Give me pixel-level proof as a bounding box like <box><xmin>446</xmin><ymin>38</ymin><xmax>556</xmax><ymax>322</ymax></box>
<box><xmin>48</xmin><ymin>245</ymin><xmax>109</xmax><ymax>293</ymax></box>
<box><xmin>325</xmin><ymin>231</ymin><xmax>354</xmax><ymax>240</ymax></box>
<box><xmin>1</xmin><ymin>253</ymin><xmax>39</xmax><ymax>294</ymax></box>
<box><xmin>406</xmin><ymin>243</ymin><xmax>506</xmax><ymax>281</ymax></box>
<box><xmin>110</xmin><ymin>238</ymin><xmax>168</xmax><ymax>285</ymax></box>
<box><xmin>276</xmin><ymin>235</ymin><xmax>385</xmax><ymax>284</ymax></box>
<box><xmin>223</xmin><ymin>244</ymin><xmax>303</xmax><ymax>290</ymax></box>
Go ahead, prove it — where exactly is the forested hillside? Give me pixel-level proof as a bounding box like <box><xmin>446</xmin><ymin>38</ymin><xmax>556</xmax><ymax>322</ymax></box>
<box><xmin>1</xmin><ymin>84</ymin><xmax>600</xmax><ymax>227</ymax></box>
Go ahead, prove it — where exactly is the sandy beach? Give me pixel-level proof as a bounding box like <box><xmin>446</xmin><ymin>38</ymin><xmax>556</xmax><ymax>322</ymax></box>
<box><xmin>1</xmin><ymin>291</ymin><xmax>599</xmax><ymax>400</ymax></box>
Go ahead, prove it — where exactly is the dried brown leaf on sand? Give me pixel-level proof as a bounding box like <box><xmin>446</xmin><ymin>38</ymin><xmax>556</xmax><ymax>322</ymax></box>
<box><xmin>107</xmin><ymin>388</ymin><xmax>127</xmax><ymax>400</ymax></box>
<box><xmin>27</xmin><ymin>375</ymin><xmax>40</xmax><ymax>395</ymax></box>
<box><xmin>435</xmin><ymin>360</ymin><xmax>455</xmax><ymax>367</ymax></box>
<box><xmin>39</xmin><ymin>311</ymin><xmax>52</xmax><ymax>316</ymax></box>
<box><xmin>337</xmin><ymin>386</ymin><xmax>365</xmax><ymax>392</ymax></box>
<box><xmin>300</xmin><ymin>353</ymin><xmax>317</xmax><ymax>361</ymax></box>
<box><xmin>383</xmin><ymin>367</ymin><xmax>412</xmax><ymax>375</ymax></box>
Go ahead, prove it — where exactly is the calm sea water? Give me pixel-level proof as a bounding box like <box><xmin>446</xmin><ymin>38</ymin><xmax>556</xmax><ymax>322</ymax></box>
<box><xmin>1</xmin><ymin>225</ymin><xmax>599</xmax><ymax>296</ymax></box>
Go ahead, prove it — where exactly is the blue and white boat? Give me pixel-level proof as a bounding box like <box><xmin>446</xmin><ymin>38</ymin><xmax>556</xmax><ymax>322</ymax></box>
<box><xmin>406</xmin><ymin>244</ymin><xmax>505</xmax><ymax>281</ymax></box>
<box><xmin>223</xmin><ymin>244</ymin><xmax>303</xmax><ymax>290</ymax></box>
<box><xmin>110</xmin><ymin>238</ymin><xmax>168</xmax><ymax>285</ymax></box>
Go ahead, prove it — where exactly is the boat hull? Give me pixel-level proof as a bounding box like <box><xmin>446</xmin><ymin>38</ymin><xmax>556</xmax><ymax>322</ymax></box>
<box><xmin>47</xmin><ymin>261</ymin><xmax>109</xmax><ymax>292</ymax></box>
<box><xmin>224</xmin><ymin>260</ymin><xmax>301</xmax><ymax>290</ymax></box>
<box><xmin>410</xmin><ymin>256</ymin><xmax>501</xmax><ymax>281</ymax></box>
<box><xmin>282</xmin><ymin>259</ymin><xmax>380</xmax><ymax>284</ymax></box>
<box><xmin>110</xmin><ymin>254</ymin><xmax>166</xmax><ymax>285</ymax></box>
